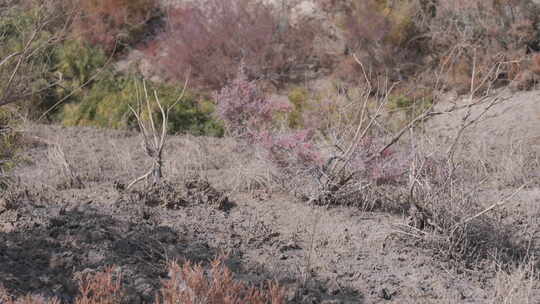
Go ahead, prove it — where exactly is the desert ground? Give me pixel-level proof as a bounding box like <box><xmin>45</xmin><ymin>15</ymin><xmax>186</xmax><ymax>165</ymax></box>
<box><xmin>0</xmin><ymin>87</ymin><xmax>538</xmax><ymax>303</ymax></box>
<box><xmin>2</xmin><ymin>0</ymin><xmax>540</xmax><ymax>303</ymax></box>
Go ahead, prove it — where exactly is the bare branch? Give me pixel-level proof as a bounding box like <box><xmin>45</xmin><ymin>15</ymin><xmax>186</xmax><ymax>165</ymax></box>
<box><xmin>126</xmin><ymin>80</ymin><xmax>189</xmax><ymax>190</ymax></box>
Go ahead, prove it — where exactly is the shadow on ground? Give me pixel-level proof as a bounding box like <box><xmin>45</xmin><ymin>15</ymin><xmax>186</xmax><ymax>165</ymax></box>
<box><xmin>0</xmin><ymin>189</ymin><xmax>364</xmax><ymax>303</ymax></box>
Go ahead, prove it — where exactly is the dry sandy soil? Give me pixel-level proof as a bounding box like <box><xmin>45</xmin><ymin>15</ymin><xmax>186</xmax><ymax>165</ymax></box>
<box><xmin>0</xmin><ymin>88</ymin><xmax>539</xmax><ymax>303</ymax></box>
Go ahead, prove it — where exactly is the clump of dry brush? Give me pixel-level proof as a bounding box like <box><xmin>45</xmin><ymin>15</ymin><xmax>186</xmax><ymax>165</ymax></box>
<box><xmin>0</xmin><ymin>256</ymin><xmax>286</xmax><ymax>304</ymax></box>
<box><xmin>214</xmin><ymin>57</ymin><xmax>539</xmax><ymax>272</ymax></box>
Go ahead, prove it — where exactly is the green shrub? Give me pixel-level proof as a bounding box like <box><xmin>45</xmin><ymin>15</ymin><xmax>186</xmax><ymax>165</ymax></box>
<box><xmin>55</xmin><ymin>40</ymin><xmax>109</xmax><ymax>90</ymax></box>
<box><xmin>156</xmin><ymin>88</ymin><xmax>224</xmax><ymax>137</ymax></box>
<box><xmin>388</xmin><ymin>93</ymin><xmax>433</xmax><ymax>128</ymax></box>
<box><xmin>60</xmin><ymin>76</ymin><xmax>224</xmax><ymax>136</ymax></box>
<box><xmin>0</xmin><ymin>3</ymin><xmax>65</xmax><ymax>112</ymax></box>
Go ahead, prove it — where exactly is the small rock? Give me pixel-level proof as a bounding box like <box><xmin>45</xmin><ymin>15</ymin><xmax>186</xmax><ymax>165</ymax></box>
<box><xmin>38</xmin><ymin>275</ymin><xmax>51</xmax><ymax>284</ymax></box>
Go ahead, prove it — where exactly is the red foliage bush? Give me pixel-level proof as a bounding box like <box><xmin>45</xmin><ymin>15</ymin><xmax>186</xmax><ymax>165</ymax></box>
<box><xmin>75</xmin><ymin>267</ymin><xmax>124</xmax><ymax>304</ymax></box>
<box><xmin>71</xmin><ymin>0</ymin><xmax>160</xmax><ymax>54</ymax></box>
<box><xmin>349</xmin><ymin>136</ymin><xmax>409</xmax><ymax>186</ymax></box>
<box><xmin>156</xmin><ymin>257</ymin><xmax>286</xmax><ymax>304</ymax></box>
<box><xmin>143</xmin><ymin>0</ymin><xmax>321</xmax><ymax>90</ymax></box>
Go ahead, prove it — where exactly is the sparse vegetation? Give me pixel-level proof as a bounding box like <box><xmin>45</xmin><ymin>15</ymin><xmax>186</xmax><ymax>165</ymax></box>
<box><xmin>1</xmin><ymin>0</ymin><xmax>540</xmax><ymax>302</ymax></box>
<box><xmin>0</xmin><ymin>257</ymin><xmax>285</xmax><ymax>304</ymax></box>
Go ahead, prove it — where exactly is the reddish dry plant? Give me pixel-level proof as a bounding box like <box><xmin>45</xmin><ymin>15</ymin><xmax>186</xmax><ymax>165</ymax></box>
<box><xmin>75</xmin><ymin>267</ymin><xmax>124</xmax><ymax>304</ymax></box>
<box><xmin>156</xmin><ymin>258</ymin><xmax>286</xmax><ymax>304</ymax></box>
<box><xmin>70</xmin><ymin>0</ymin><xmax>159</xmax><ymax>54</ymax></box>
<box><xmin>143</xmin><ymin>0</ymin><xmax>320</xmax><ymax>89</ymax></box>
<box><xmin>0</xmin><ymin>260</ymin><xmax>285</xmax><ymax>304</ymax></box>
<box><xmin>422</xmin><ymin>0</ymin><xmax>539</xmax><ymax>93</ymax></box>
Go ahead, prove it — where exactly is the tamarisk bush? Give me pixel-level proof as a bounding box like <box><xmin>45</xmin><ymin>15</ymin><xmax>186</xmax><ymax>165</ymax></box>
<box><xmin>143</xmin><ymin>0</ymin><xmax>321</xmax><ymax>89</ymax></box>
<box><xmin>215</xmin><ymin>65</ymin><xmax>410</xmax><ymax>206</ymax></box>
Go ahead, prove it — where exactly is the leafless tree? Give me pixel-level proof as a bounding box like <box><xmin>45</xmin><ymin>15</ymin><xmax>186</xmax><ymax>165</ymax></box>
<box><xmin>126</xmin><ymin>79</ymin><xmax>188</xmax><ymax>190</ymax></box>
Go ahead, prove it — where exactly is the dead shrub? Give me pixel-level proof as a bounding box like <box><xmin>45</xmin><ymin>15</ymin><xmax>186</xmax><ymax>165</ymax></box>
<box><xmin>427</xmin><ymin>0</ymin><xmax>540</xmax><ymax>93</ymax></box>
<box><xmin>491</xmin><ymin>260</ymin><xmax>539</xmax><ymax>303</ymax></box>
<box><xmin>407</xmin><ymin>159</ymin><xmax>530</xmax><ymax>268</ymax></box>
<box><xmin>323</xmin><ymin>0</ymin><xmax>540</xmax><ymax>94</ymax></box>
<box><xmin>142</xmin><ymin>0</ymin><xmax>321</xmax><ymax>90</ymax></box>
<box><xmin>400</xmin><ymin>134</ymin><xmax>536</xmax><ymax>269</ymax></box>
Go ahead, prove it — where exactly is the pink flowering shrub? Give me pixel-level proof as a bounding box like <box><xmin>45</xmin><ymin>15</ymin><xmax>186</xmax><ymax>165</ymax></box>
<box><xmin>215</xmin><ymin>66</ymin><xmax>322</xmax><ymax>171</ymax></box>
<box><xmin>214</xmin><ymin>66</ymin><xmax>407</xmax><ymax>204</ymax></box>
<box><xmin>214</xmin><ymin>66</ymin><xmax>279</xmax><ymax>137</ymax></box>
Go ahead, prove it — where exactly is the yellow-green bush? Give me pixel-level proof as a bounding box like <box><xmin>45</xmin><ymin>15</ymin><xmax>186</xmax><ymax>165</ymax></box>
<box><xmin>0</xmin><ymin>3</ymin><xmax>64</xmax><ymax>112</ymax></box>
<box><xmin>60</xmin><ymin>76</ymin><xmax>223</xmax><ymax>136</ymax></box>
<box><xmin>0</xmin><ymin>108</ymin><xmax>21</xmax><ymax>174</ymax></box>
<box><xmin>287</xmin><ymin>87</ymin><xmax>309</xmax><ymax>128</ymax></box>
<box><xmin>387</xmin><ymin>92</ymin><xmax>433</xmax><ymax>129</ymax></box>
<box><xmin>55</xmin><ymin>40</ymin><xmax>109</xmax><ymax>90</ymax></box>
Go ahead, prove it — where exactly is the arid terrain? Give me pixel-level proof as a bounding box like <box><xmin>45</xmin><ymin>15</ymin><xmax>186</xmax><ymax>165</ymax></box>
<box><xmin>0</xmin><ymin>87</ymin><xmax>538</xmax><ymax>303</ymax></box>
<box><xmin>2</xmin><ymin>0</ymin><xmax>540</xmax><ymax>303</ymax></box>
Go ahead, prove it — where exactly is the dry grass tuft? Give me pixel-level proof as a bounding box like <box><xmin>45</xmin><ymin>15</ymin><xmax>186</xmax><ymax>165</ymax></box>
<box><xmin>75</xmin><ymin>267</ymin><xmax>124</xmax><ymax>304</ymax></box>
<box><xmin>492</xmin><ymin>260</ymin><xmax>539</xmax><ymax>304</ymax></box>
<box><xmin>156</xmin><ymin>257</ymin><xmax>286</xmax><ymax>304</ymax></box>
